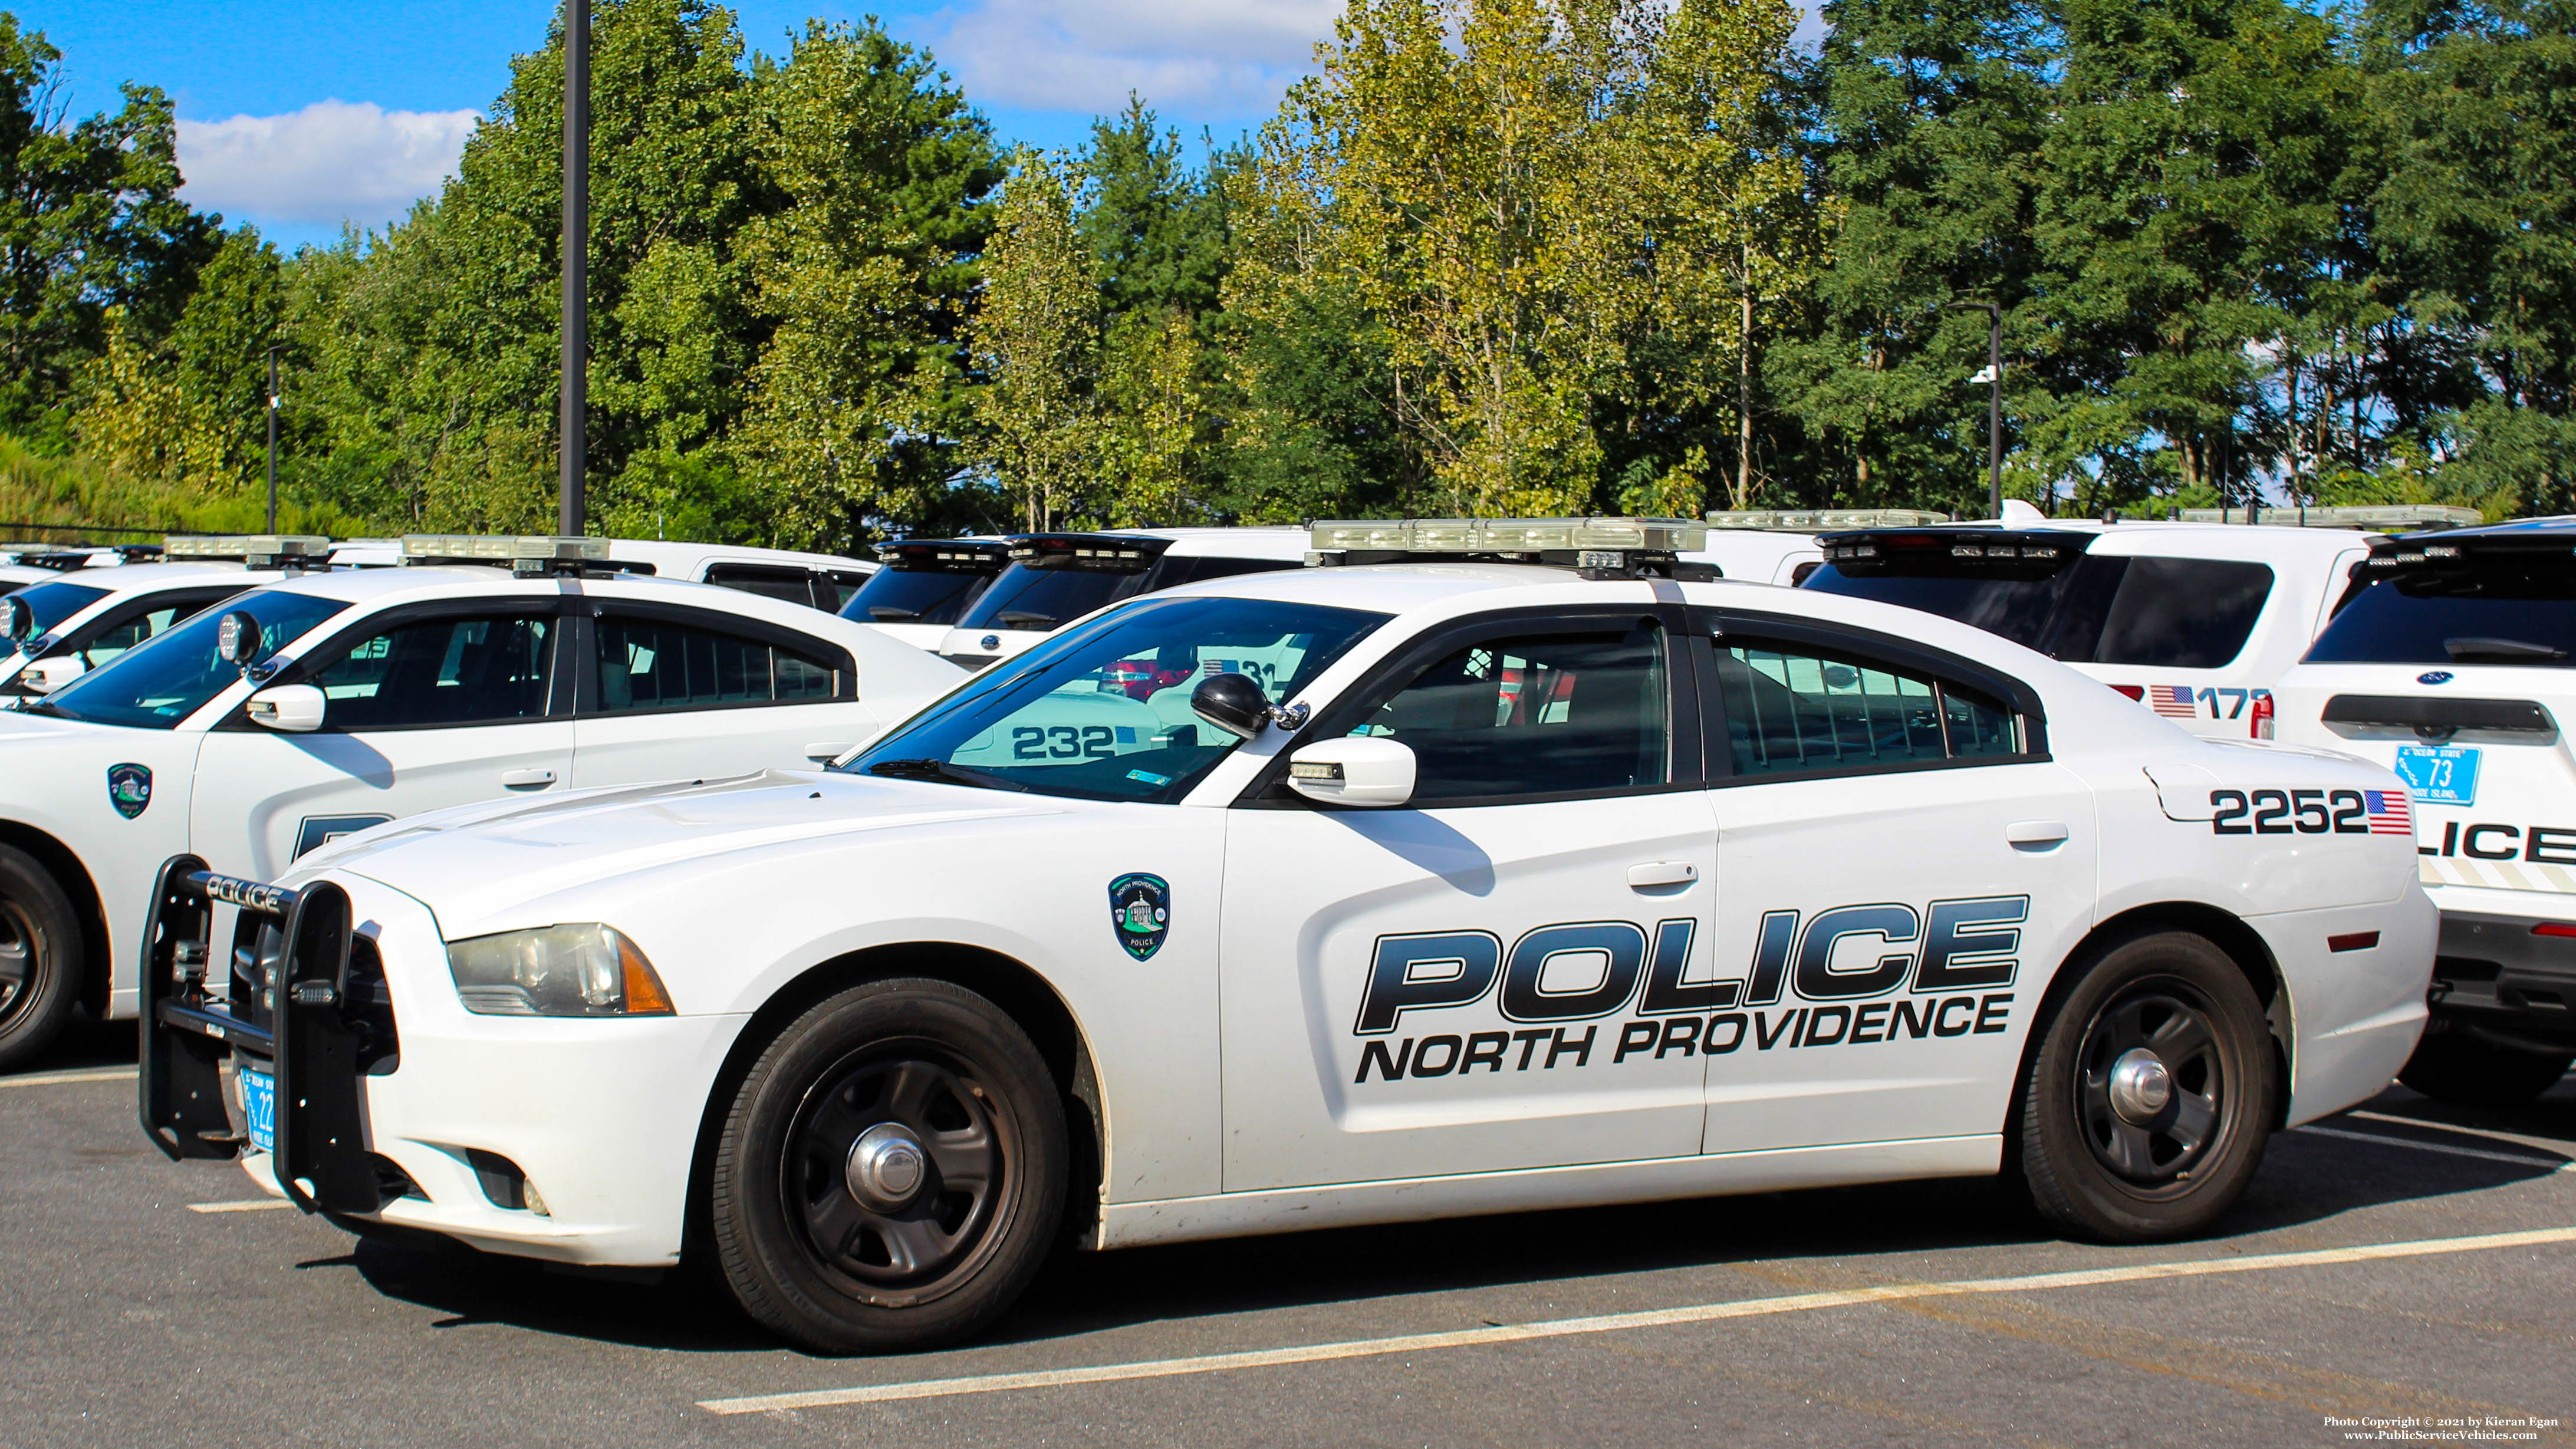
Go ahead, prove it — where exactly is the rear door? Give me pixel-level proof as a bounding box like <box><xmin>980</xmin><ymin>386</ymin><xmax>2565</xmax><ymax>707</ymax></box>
<box><xmin>568</xmin><ymin>601</ymin><xmax>885</xmax><ymax>785</ymax></box>
<box><xmin>189</xmin><ymin>601</ymin><xmax>573</xmax><ymax>878</ymax></box>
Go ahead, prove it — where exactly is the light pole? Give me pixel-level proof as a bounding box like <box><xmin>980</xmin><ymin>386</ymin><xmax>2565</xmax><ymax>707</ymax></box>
<box><xmin>265</xmin><ymin>347</ymin><xmax>279</xmax><ymax>533</ymax></box>
<box><xmin>1948</xmin><ymin>301</ymin><xmax>2003</xmax><ymax>519</ymax></box>
<box><xmin>558</xmin><ymin>0</ymin><xmax>589</xmax><ymax>538</ymax></box>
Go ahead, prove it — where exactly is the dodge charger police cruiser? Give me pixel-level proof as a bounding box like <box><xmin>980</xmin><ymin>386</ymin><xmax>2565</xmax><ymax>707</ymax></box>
<box><xmin>0</xmin><ymin>535</ymin><xmax>964</xmax><ymax>1070</ymax></box>
<box><xmin>2272</xmin><ymin>519</ymin><xmax>2576</xmax><ymax>1103</ymax></box>
<box><xmin>0</xmin><ymin>535</ymin><xmax>328</xmax><ymax>696</ymax></box>
<box><xmin>137</xmin><ymin>517</ymin><xmax>2432</xmax><ymax>1354</ymax></box>
<box><xmin>1804</xmin><ymin>503</ymin><xmax>2480</xmax><ymax>739</ymax></box>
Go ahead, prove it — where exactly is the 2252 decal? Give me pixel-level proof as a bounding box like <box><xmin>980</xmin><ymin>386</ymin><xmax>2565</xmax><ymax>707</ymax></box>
<box><xmin>2209</xmin><ymin>788</ymin><xmax>2405</xmax><ymax>836</ymax></box>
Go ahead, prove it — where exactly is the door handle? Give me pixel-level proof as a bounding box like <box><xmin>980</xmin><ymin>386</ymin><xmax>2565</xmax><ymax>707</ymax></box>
<box><xmin>804</xmin><ymin>741</ymin><xmax>854</xmax><ymax>763</ymax></box>
<box><xmin>1626</xmin><ymin>861</ymin><xmax>1700</xmax><ymax>888</ymax></box>
<box><xmin>2006</xmin><ymin>820</ymin><xmax>2070</xmax><ymax>849</ymax></box>
<box><xmin>500</xmin><ymin>768</ymin><xmax>557</xmax><ymax>789</ymax></box>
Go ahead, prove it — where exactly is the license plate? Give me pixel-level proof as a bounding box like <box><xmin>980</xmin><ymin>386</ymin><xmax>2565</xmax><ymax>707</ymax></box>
<box><xmin>2393</xmin><ymin>744</ymin><xmax>2480</xmax><ymax>806</ymax></box>
<box><xmin>238</xmin><ymin>1066</ymin><xmax>275</xmax><ymax>1155</ymax></box>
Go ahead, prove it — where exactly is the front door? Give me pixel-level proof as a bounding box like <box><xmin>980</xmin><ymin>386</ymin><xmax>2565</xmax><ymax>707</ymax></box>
<box><xmin>190</xmin><ymin>604</ymin><xmax>571</xmax><ymax>880</ymax></box>
<box><xmin>1222</xmin><ymin>610</ymin><xmax>1721</xmax><ymax>1191</ymax></box>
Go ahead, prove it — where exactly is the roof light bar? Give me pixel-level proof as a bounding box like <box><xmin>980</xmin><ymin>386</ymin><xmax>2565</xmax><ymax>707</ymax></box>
<box><xmin>400</xmin><ymin>535</ymin><xmax>613</xmax><ymax>574</ymax></box>
<box><xmin>163</xmin><ymin>535</ymin><xmax>332</xmax><ymax>569</ymax></box>
<box><xmin>1707</xmin><ymin>509</ymin><xmax>1952</xmax><ymax>531</ymax></box>
<box><xmin>1305</xmin><ymin>517</ymin><xmax>1711</xmax><ymax>580</ymax></box>
<box><xmin>2173</xmin><ymin>505</ymin><xmax>2483</xmax><ymax>530</ymax></box>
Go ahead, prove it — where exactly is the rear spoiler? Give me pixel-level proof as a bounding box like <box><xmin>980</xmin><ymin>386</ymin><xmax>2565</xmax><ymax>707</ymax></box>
<box><xmin>1815</xmin><ymin>528</ymin><xmax>2092</xmax><ymax>580</ymax></box>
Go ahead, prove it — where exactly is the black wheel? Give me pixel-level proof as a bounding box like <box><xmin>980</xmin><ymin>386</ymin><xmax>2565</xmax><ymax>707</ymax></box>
<box><xmin>710</xmin><ymin>977</ymin><xmax>1066</xmax><ymax>1354</ymax></box>
<box><xmin>2398</xmin><ymin>1032</ymin><xmax>2572</xmax><ymax>1105</ymax></box>
<box><xmin>2015</xmin><ymin>931</ymin><xmax>2278</xmax><ymax>1241</ymax></box>
<box><xmin>0</xmin><ymin>845</ymin><xmax>82</xmax><ymax>1073</ymax></box>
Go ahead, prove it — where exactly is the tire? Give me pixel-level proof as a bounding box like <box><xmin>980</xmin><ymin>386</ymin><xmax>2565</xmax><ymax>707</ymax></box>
<box><xmin>2398</xmin><ymin>1032</ymin><xmax>2572</xmax><ymax>1106</ymax></box>
<box><xmin>709</xmin><ymin>977</ymin><xmax>1067</xmax><ymax>1354</ymax></box>
<box><xmin>2014</xmin><ymin>931</ymin><xmax>2278</xmax><ymax>1242</ymax></box>
<box><xmin>0</xmin><ymin>845</ymin><xmax>83</xmax><ymax>1074</ymax></box>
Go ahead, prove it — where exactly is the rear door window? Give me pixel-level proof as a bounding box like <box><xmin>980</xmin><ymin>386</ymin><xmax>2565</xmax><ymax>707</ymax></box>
<box><xmin>1713</xmin><ymin>638</ymin><xmax>2025</xmax><ymax>779</ymax></box>
<box><xmin>590</xmin><ymin>612</ymin><xmax>843</xmax><ymax>712</ymax></box>
<box><xmin>2085</xmin><ymin>559</ymin><xmax>2274</xmax><ymax>669</ymax></box>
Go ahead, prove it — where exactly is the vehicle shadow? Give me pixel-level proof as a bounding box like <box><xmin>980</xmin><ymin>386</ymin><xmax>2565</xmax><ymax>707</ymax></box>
<box><xmin>2</xmin><ymin>1017</ymin><xmax>136</xmax><ymax>1076</ymax></box>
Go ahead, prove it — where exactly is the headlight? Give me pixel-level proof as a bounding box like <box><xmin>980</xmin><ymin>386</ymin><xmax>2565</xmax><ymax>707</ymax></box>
<box><xmin>446</xmin><ymin>923</ymin><xmax>675</xmax><ymax>1017</ymax></box>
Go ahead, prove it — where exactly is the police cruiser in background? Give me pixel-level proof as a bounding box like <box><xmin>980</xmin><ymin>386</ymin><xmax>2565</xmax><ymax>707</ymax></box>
<box><xmin>600</xmin><ymin>539</ymin><xmax>878</xmax><ymax>614</ymax></box>
<box><xmin>140</xmin><ymin>515</ymin><xmax>2431</xmax><ymax>1354</ymax></box>
<box><xmin>2272</xmin><ymin>519</ymin><xmax>2576</xmax><ymax>1103</ymax></box>
<box><xmin>836</xmin><ymin>538</ymin><xmax>1015</xmax><ymax>652</ymax></box>
<box><xmin>935</xmin><ymin>527</ymin><xmax>1310</xmax><ymax>667</ymax></box>
<box><xmin>1802</xmin><ymin>502</ymin><xmax>2481</xmax><ymax>739</ymax></box>
<box><xmin>1699</xmin><ymin>509</ymin><xmax>1954</xmax><ymax>585</ymax></box>
<box><xmin>0</xmin><ymin>535</ymin><xmax>963</xmax><ymax>1070</ymax></box>
<box><xmin>0</xmin><ymin>535</ymin><xmax>326</xmax><ymax>697</ymax></box>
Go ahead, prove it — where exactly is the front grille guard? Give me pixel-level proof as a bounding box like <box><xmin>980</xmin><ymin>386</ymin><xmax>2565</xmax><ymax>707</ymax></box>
<box><xmin>137</xmin><ymin>855</ymin><xmax>386</xmax><ymax>1214</ymax></box>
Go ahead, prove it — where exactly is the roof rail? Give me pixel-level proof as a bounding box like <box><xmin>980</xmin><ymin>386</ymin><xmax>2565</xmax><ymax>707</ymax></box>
<box><xmin>164</xmin><ymin>535</ymin><xmax>332</xmax><ymax>570</ymax></box>
<box><xmin>2172</xmin><ymin>505</ymin><xmax>2484</xmax><ymax>530</ymax></box>
<box><xmin>1307</xmin><ymin>517</ymin><xmax>1710</xmax><ymax>579</ymax></box>
<box><xmin>1706</xmin><ymin>509</ymin><xmax>1952</xmax><ymax>530</ymax></box>
<box><xmin>400</xmin><ymin>535</ymin><xmax>613</xmax><ymax>576</ymax></box>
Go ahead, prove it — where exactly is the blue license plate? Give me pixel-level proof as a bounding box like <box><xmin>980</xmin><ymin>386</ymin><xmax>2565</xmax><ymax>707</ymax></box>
<box><xmin>239</xmin><ymin>1066</ymin><xmax>275</xmax><ymax>1154</ymax></box>
<box><xmin>2393</xmin><ymin>744</ymin><xmax>2480</xmax><ymax>806</ymax></box>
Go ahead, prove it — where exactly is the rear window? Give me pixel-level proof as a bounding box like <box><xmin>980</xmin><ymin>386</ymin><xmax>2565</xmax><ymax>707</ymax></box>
<box><xmin>956</xmin><ymin>565</ymin><xmax>1140</xmax><ymax>633</ymax></box>
<box><xmin>2085</xmin><ymin>558</ymin><xmax>2273</xmax><ymax>669</ymax></box>
<box><xmin>2307</xmin><ymin>559</ymin><xmax>2576</xmax><ymax>667</ymax></box>
<box><xmin>1801</xmin><ymin>565</ymin><xmax>2083</xmax><ymax>651</ymax></box>
<box><xmin>841</xmin><ymin>567</ymin><xmax>989</xmax><ymax>626</ymax></box>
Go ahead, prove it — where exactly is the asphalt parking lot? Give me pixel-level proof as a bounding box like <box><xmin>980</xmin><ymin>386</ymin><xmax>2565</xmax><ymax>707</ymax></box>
<box><xmin>4</xmin><ymin>1020</ymin><xmax>2569</xmax><ymax>1449</ymax></box>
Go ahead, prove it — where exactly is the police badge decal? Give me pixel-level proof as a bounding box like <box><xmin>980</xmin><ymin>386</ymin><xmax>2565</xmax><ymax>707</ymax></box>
<box><xmin>107</xmin><ymin>763</ymin><xmax>153</xmax><ymax>819</ymax></box>
<box><xmin>1106</xmin><ymin>873</ymin><xmax>1170</xmax><ymax>961</ymax></box>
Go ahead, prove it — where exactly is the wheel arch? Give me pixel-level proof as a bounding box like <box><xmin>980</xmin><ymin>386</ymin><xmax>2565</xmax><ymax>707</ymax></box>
<box><xmin>0</xmin><ymin>819</ymin><xmax>107</xmax><ymax>1017</ymax></box>
<box><xmin>2016</xmin><ymin>901</ymin><xmax>2294</xmax><ymax>1138</ymax></box>
<box><xmin>681</xmin><ymin>941</ymin><xmax>1106</xmax><ymax>1264</ymax></box>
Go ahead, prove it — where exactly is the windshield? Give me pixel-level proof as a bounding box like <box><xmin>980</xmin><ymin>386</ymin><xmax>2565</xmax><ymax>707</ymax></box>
<box><xmin>2308</xmin><ymin>561</ymin><xmax>2576</xmax><ymax>666</ymax></box>
<box><xmin>34</xmin><ymin>590</ymin><xmax>351</xmax><ymax>729</ymax></box>
<box><xmin>840</xmin><ymin>567</ymin><xmax>992</xmax><ymax>627</ymax></box>
<box><xmin>1802</xmin><ymin>564</ymin><xmax>2081</xmax><ymax>651</ymax></box>
<box><xmin>847</xmin><ymin>594</ymin><xmax>1389</xmax><ymax>802</ymax></box>
<box><xmin>954</xmin><ymin>564</ymin><xmax>1143</xmax><ymax>633</ymax></box>
<box><xmin>4</xmin><ymin>579</ymin><xmax>110</xmax><ymax>647</ymax></box>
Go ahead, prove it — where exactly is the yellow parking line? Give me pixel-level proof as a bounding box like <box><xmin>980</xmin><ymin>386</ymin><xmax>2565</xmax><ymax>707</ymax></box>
<box><xmin>0</xmin><ymin>1066</ymin><xmax>136</xmax><ymax>1089</ymax></box>
<box><xmin>696</xmin><ymin>1225</ymin><xmax>2576</xmax><ymax>1415</ymax></box>
<box><xmin>187</xmin><ymin>1199</ymin><xmax>294</xmax><ymax>1214</ymax></box>
<box><xmin>2297</xmin><ymin>1124</ymin><xmax>2575</xmax><ymax>1172</ymax></box>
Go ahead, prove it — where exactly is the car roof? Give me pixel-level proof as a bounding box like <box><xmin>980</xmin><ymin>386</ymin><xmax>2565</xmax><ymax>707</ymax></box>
<box><xmin>1098</xmin><ymin>526</ymin><xmax>1312</xmax><ymax>561</ymax></box>
<box><xmin>15</xmin><ymin>561</ymin><xmax>278</xmax><ymax>594</ymax></box>
<box><xmin>1829</xmin><ymin>518</ymin><xmax>2380</xmax><ymax>564</ymax></box>
<box><xmin>603</xmin><ymin>539</ymin><xmax>877</xmax><ymax>575</ymax></box>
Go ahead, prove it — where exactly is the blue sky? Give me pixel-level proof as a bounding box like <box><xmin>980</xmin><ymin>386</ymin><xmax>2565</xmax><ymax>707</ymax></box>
<box><xmin>19</xmin><ymin>0</ymin><xmax>1335</xmax><ymax>249</ymax></box>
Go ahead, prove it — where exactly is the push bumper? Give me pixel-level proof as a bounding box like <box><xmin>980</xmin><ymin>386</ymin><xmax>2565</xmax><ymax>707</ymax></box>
<box><xmin>139</xmin><ymin>858</ymin><xmax>747</xmax><ymax>1267</ymax></box>
<box><xmin>2422</xmin><ymin>884</ymin><xmax>2576</xmax><ymax>1055</ymax></box>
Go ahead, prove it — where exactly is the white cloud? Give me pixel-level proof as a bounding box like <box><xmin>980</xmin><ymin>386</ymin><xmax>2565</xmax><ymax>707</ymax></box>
<box><xmin>937</xmin><ymin>0</ymin><xmax>1341</xmax><ymax>117</ymax></box>
<box><xmin>177</xmin><ymin>101</ymin><xmax>480</xmax><ymax>234</ymax></box>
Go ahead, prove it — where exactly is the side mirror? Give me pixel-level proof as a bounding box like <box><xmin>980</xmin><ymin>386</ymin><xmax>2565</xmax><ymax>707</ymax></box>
<box><xmin>1285</xmin><ymin>735</ymin><xmax>1417</xmax><ymax>807</ymax></box>
<box><xmin>213</xmin><ymin>610</ymin><xmax>265</xmax><ymax>668</ymax></box>
<box><xmin>1191</xmin><ymin>671</ymin><xmax>1274</xmax><ymax>740</ymax></box>
<box><xmin>18</xmin><ymin>655</ymin><xmax>84</xmax><ymax>694</ymax></box>
<box><xmin>246</xmin><ymin>683</ymin><xmax>326</xmax><ymax>733</ymax></box>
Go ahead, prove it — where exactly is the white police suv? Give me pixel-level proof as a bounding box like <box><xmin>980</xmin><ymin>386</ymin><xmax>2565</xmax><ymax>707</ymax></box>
<box><xmin>935</xmin><ymin>528</ymin><xmax>1310</xmax><ymax>668</ymax></box>
<box><xmin>837</xmin><ymin>538</ymin><xmax>1015</xmax><ymax>652</ymax></box>
<box><xmin>1802</xmin><ymin>504</ymin><xmax>2479</xmax><ymax>739</ymax></box>
<box><xmin>0</xmin><ymin>536</ymin><xmax>963</xmax><ymax>1069</ymax></box>
<box><xmin>2272</xmin><ymin>519</ymin><xmax>2576</xmax><ymax>1103</ymax></box>
<box><xmin>139</xmin><ymin>518</ymin><xmax>2430</xmax><ymax>1354</ymax></box>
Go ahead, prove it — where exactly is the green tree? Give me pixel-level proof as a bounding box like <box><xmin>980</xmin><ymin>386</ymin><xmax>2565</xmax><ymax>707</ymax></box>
<box><xmin>968</xmin><ymin>149</ymin><xmax>1100</xmax><ymax>530</ymax></box>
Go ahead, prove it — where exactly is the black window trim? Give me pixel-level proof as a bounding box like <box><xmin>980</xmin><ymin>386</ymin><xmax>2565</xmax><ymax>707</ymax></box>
<box><xmin>1233</xmin><ymin>602</ymin><xmax>1704</xmax><ymax>811</ymax></box>
<box><xmin>1694</xmin><ymin>607</ymin><xmax>2051</xmax><ymax>788</ymax></box>
<box><xmin>573</xmin><ymin>597</ymin><xmax>857</xmax><ymax>719</ymax></box>
<box><xmin>218</xmin><ymin>597</ymin><xmax>576</xmax><ymax>733</ymax></box>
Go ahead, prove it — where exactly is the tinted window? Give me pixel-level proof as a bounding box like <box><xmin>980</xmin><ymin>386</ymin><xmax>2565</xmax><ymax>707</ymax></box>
<box><xmin>1802</xmin><ymin>565</ymin><xmax>2077</xmax><ymax>651</ymax></box>
<box><xmin>703</xmin><ymin>564</ymin><xmax>817</xmax><ymax>606</ymax></box>
<box><xmin>824</xmin><ymin>571</ymin><xmax>872</xmax><ymax>611</ymax></box>
<box><xmin>4</xmin><ymin>579</ymin><xmax>109</xmax><ymax>639</ymax></box>
<box><xmin>2307</xmin><ymin>558</ymin><xmax>2576</xmax><ymax>666</ymax></box>
<box><xmin>1347</xmin><ymin>624</ymin><xmax>1670</xmax><ymax>802</ymax></box>
<box><xmin>2087</xmin><ymin>558</ymin><xmax>2272</xmax><ymax>668</ymax></box>
<box><xmin>842</xmin><ymin>567</ymin><xmax>990</xmax><ymax>626</ymax></box>
<box><xmin>303</xmin><ymin>614</ymin><xmax>554</xmax><ymax>729</ymax></box>
<box><xmin>592</xmin><ymin>614</ymin><xmax>839</xmax><ymax>712</ymax></box>
<box><xmin>1717</xmin><ymin>641</ymin><xmax>2019</xmax><ymax>778</ymax></box>
<box><xmin>35</xmin><ymin>590</ymin><xmax>351</xmax><ymax>730</ymax></box>
<box><xmin>956</xmin><ymin>565</ymin><xmax>1141</xmax><ymax>632</ymax></box>
<box><xmin>1155</xmin><ymin>554</ymin><xmax>1300</xmax><ymax>588</ymax></box>
<box><xmin>850</xmin><ymin>595</ymin><xmax>1386</xmax><ymax>802</ymax></box>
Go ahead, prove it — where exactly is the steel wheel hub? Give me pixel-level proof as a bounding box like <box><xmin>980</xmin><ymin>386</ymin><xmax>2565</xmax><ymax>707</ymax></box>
<box><xmin>2107</xmin><ymin>1048</ymin><xmax>2174</xmax><ymax>1124</ymax></box>
<box><xmin>845</xmin><ymin>1122</ymin><xmax>929</xmax><ymax>1210</ymax></box>
<box><xmin>789</xmin><ymin>1053</ymin><xmax>1004</xmax><ymax>1289</ymax></box>
<box><xmin>2075</xmin><ymin>987</ymin><xmax>2226</xmax><ymax>1188</ymax></box>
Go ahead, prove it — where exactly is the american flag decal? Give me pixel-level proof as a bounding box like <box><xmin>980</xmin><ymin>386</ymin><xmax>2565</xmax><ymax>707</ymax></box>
<box><xmin>2149</xmin><ymin>684</ymin><xmax>2199</xmax><ymax>719</ymax></box>
<box><xmin>2365</xmin><ymin>789</ymin><xmax>2413</xmax><ymax>835</ymax></box>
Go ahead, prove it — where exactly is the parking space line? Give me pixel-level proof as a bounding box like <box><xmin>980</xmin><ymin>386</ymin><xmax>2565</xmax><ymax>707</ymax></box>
<box><xmin>2296</xmin><ymin>1125</ymin><xmax>2575</xmax><ymax>1172</ymax></box>
<box><xmin>2346</xmin><ymin>1109</ymin><xmax>2576</xmax><ymax>1157</ymax></box>
<box><xmin>187</xmin><ymin>1200</ymin><xmax>294</xmax><ymax>1213</ymax></box>
<box><xmin>695</xmin><ymin>1225</ymin><xmax>2576</xmax><ymax>1415</ymax></box>
<box><xmin>0</xmin><ymin>1067</ymin><xmax>136</xmax><ymax>1089</ymax></box>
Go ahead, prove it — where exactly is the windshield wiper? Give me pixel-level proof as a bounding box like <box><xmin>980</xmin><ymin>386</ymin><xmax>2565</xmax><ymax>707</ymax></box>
<box><xmin>867</xmin><ymin>607</ymin><xmax>922</xmax><ymax>622</ymax></box>
<box><xmin>995</xmin><ymin>610</ymin><xmax>1060</xmax><ymax>629</ymax></box>
<box><xmin>2445</xmin><ymin>636</ymin><xmax>2570</xmax><ymax>663</ymax></box>
<box><xmin>864</xmin><ymin>758</ymin><xmax>1028</xmax><ymax>792</ymax></box>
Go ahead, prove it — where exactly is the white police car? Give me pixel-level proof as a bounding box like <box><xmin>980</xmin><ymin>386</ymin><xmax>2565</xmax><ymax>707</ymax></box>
<box><xmin>139</xmin><ymin>517</ymin><xmax>2430</xmax><ymax>1354</ymax></box>
<box><xmin>2272</xmin><ymin>519</ymin><xmax>2576</xmax><ymax>1103</ymax></box>
<box><xmin>1803</xmin><ymin>504</ymin><xmax>2480</xmax><ymax>738</ymax></box>
<box><xmin>935</xmin><ymin>528</ymin><xmax>1310</xmax><ymax>668</ymax></box>
<box><xmin>0</xmin><ymin>535</ymin><xmax>325</xmax><ymax>696</ymax></box>
<box><xmin>0</xmin><ymin>536</ymin><xmax>964</xmax><ymax>1069</ymax></box>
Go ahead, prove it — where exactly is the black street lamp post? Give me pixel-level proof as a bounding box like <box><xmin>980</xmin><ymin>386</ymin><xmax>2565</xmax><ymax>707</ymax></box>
<box><xmin>559</xmin><ymin>0</ymin><xmax>588</xmax><ymax>538</ymax></box>
<box><xmin>1948</xmin><ymin>301</ymin><xmax>2003</xmax><ymax>519</ymax></box>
